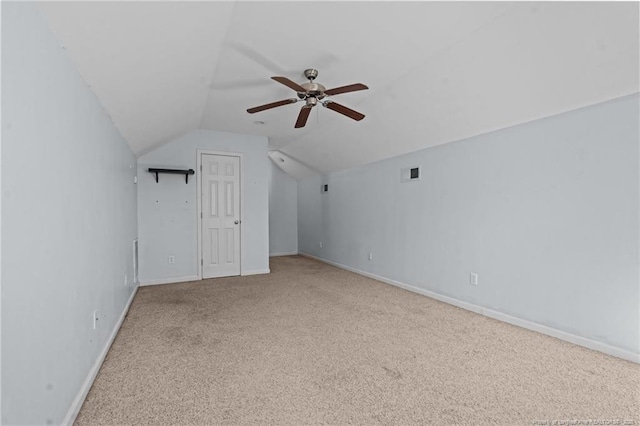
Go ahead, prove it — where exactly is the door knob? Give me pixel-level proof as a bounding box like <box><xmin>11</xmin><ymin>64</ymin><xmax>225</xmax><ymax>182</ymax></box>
<box><xmin>234</xmin><ymin>220</ymin><xmax>239</xmax><ymax>225</ymax></box>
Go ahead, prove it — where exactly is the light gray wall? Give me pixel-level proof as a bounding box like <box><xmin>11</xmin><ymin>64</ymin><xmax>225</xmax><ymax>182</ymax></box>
<box><xmin>298</xmin><ymin>94</ymin><xmax>639</xmax><ymax>354</ymax></box>
<box><xmin>269</xmin><ymin>161</ymin><xmax>298</xmax><ymax>256</ymax></box>
<box><xmin>137</xmin><ymin>130</ymin><xmax>269</xmax><ymax>282</ymax></box>
<box><xmin>2</xmin><ymin>3</ymin><xmax>138</xmax><ymax>425</ymax></box>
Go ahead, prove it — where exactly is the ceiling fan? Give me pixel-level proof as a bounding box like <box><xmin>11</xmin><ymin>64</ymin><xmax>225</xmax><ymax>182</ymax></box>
<box><xmin>247</xmin><ymin>69</ymin><xmax>368</xmax><ymax>128</ymax></box>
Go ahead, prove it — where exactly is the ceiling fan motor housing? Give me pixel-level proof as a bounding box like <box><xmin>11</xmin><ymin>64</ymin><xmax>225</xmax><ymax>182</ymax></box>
<box><xmin>298</xmin><ymin>82</ymin><xmax>327</xmax><ymax>100</ymax></box>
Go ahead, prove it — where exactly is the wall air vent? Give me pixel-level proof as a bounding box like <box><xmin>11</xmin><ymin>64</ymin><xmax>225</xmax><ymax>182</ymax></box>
<box><xmin>401</xmin><ymin>166</ymin><xmax>421</xmax><ymax>183</ymax></box>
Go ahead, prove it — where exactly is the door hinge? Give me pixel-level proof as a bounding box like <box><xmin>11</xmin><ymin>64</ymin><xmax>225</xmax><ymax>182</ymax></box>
<box><xmin>200</xmin><ymin>164</ymin><xmax>202</xmax><ymax>171</ymax></box>
<box><xmin>201</xmin><ymin>258</ymin><xmax>203</xmax><ymax>266</ymax></box>
<box><xmin>200</xmin><ymin>212</ymin><xmax>203</xmax><ymax>218</ymax></box>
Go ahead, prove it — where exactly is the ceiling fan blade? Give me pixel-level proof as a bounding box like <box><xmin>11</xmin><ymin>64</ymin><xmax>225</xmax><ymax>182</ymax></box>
<box><xmin>247</xmin><ymin>98</ymin><xmax>297</xmax><ymax>114</ymax></box>
<box><xmin>272</xmin><ymin>76</ymin><xmax>307</xmax><ymax>93</ymax></box>
<box><xmin>324</xmin><ymin>83</ymin><xmax>369</xmax><ymax>96</ymax></box>
<box><xmin>324</xmin><ymin>102</ymin><xmax>365</xmax><ymax>121</ymax></box>
<box><xmin>295</xmin><ymin>106</ymin><xmax>313</xmax><ymax>128</ymax></box>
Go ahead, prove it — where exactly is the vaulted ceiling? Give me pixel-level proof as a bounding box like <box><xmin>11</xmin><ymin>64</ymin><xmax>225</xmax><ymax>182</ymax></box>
<box><xmin>39</xmin><ymin>1</ymin><xmax>639</xmax><ymax>178</ymax></box>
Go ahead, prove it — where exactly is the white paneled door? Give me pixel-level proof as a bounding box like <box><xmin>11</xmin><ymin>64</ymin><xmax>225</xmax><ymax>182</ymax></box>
<box><xmin>201</xmin><ymin>154</ymin><xmax>241</xmax><ymax>278</ymax></box>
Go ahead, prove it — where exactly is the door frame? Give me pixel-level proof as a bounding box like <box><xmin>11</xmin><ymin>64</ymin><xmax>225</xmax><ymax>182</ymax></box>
<box><xmin>196</xmin><ymin>150</ymin><xmax>244</xmax><ymax>280</ymax></box>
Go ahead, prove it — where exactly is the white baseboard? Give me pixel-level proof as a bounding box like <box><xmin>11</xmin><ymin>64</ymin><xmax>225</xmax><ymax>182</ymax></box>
<box><xmin>242</xmin><ymin>269</ymin><xmax>270</xmax><ymax>276</ymax></box>
<box><xmin>139</xmin><ymin>275</ymin><xmax>199</xmax><ymax>286</ymax></box>
<box><xmin>269</xmin><ymin>251</ymin><xmax>298</xmax><ymax>257</ymax></box>
<box><xmin>298</xmin><ymin>252</ymin><xmax>640</xmax><ymax>364</ymax></box>
<box><xmin>62</xmin><ymin>286</ymin><xmax>139</xmax><ymax>426</ymax></box>
<box><xmin>141</xmin><ymin>270</ymin><xmax>271</xmax><ymax>283</ymax></box>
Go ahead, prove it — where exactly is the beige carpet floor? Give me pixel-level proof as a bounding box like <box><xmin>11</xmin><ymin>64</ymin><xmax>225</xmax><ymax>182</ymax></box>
<box><xmin>76</xmin><ymin>256</ymin><xmax>639</xmax><ymax>425</ymax></box>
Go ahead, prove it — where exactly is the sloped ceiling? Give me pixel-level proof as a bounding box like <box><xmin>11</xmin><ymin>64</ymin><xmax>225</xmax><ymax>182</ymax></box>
<box><xmin>39</xmin><ymin>1</ymin><xmax>639</xmax><ymax>177</ymax></box>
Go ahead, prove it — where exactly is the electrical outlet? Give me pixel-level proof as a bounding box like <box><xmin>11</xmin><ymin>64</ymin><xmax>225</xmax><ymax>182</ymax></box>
<box><xmin>93</xmin><ymin>310</ymin><xmax>99</xmax><ymax>330</ymax></box>
<box><xmin>319</xmin><ymin>242</ymin><xmax>323</xmax><ymax>249</ymax></box>
<box><xmin>470</xmin><ymin>273</ymin><xmax>479</xmax><ymax>286</ymax></box>
<box><xmin>368</xmin><ymin>252</ymin><xmax>373</xmax><ymax>261</ymax></box>
<box><xmin>168</xmin><ymin>256</ymin><xmax>175</xmax><ymax>264</ymax></box>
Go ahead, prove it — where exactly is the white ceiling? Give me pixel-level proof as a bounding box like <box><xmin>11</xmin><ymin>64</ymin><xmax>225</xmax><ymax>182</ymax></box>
<box><xmin>39</xmin><ymin>1</ymin><xmax>639</xmax><ymax>178</ymax></box>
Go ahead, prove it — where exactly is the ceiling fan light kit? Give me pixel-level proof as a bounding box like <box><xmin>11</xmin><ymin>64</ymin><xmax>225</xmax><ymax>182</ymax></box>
<box><xmin>247</xmin><ymin>69</ymin><xmax>368</xmax><ymax>129</ymax></box>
